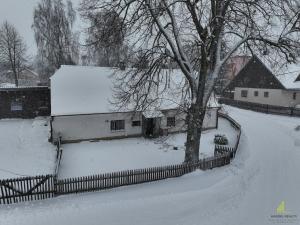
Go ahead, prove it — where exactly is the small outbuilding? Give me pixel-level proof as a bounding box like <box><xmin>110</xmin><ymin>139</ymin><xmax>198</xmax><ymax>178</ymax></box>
<box><xmin>50</xmin><ymin>66</ymin><xmax>219</xmax><ymax>143</ymax></box>
<box><xmin>0</xmin><ymin>86</ymin><xmax>50</xmax><ymax>119</ymax></box>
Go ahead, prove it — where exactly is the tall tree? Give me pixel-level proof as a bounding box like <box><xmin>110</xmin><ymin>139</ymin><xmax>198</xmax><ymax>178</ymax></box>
<box><xmin>81</xmin><ymin>0</ymin><xmax>300</xmax><ymax>162</ymax></box>
<box><xmin>33</xmin><ymin>0</ymin><xmax>79</xmax><ymax>80</ymax></box>
<box><xmin>84</xmin><ymin>9</ymin><xmax>126</xmax><ymax>67</ymax></box>
<box><xmin>0</xmin><ymin>21</ymin><xmax>27</xmax><ymax>87</ymax></box>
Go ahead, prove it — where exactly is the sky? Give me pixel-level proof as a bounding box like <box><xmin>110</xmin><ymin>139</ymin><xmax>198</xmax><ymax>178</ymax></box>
<box><xmin>0</xmin><ymin>0</ymin><xmax>83</xmax><ymax>57</ymax></box>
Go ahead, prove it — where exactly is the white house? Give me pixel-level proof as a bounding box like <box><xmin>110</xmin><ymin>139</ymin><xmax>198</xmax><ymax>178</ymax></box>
<box><xmin>225</xmin><ymin>56</ymin><xmax>300</xmax><ymax>107</ymax></box>
<box><xmin>50</xmin><ymin>66</ymin><xmax>219</xmax><ymax>143</ymax></box>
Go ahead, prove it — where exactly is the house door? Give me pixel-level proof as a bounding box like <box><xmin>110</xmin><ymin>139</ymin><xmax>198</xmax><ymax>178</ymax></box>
<box><xmin>145</xmin><ymin>118</ymin><xmax>155</xmax><ymax>137</ymax></box>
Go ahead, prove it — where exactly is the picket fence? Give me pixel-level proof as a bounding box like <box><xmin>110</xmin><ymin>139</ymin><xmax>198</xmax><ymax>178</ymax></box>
<box><xmin>0</xmin><ymin>113</ymin><xmax>241</xmax><ymax>205</ymax></box>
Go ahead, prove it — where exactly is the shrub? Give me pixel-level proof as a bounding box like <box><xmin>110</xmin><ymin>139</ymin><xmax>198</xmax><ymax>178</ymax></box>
<box><xmin>214</xmin><ymin>134</ymin><xmax>228</xmax><ymax>145</ymax></box>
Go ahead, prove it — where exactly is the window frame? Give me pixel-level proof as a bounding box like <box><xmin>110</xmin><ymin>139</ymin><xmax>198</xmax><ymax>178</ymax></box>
<box><xmin>254</xmin><ymin>91</ymin><xmax>259</xmax><ymax>97</ymax></box>
<box><xmin>10</xmin><ymin>99</ymin><xmax>23</xmax><ymax>112</ymax></box>
<box><xmin>241</xmin><ymin>90</ymin><xmax>248</xmax><ymax>98</ymax></box>
<box><xmin>293</xmin><ymin>92</ymin><xmax>297</xmax><ymax>100</ymax></box>
<box><xmin>132</xmin><ymin>120</ymin><xmax>141</xmax><ymax>127</ymax></box>
<box><xmin>264</xmin><ymin>92</ymin><xmax>269</xmax><ymax>98</ymax></box>
<box><xmin>110</xmin><ymin>120</ymin><xmax>125</xmax><ymax>131</ymax></box>
<box><xmin>167</xmin><ymin>116</ymin><xmax>176</xmax><ymax>127</ymax></box>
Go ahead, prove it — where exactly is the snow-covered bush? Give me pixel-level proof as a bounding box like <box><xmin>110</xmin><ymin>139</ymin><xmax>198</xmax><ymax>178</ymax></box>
<box><xmin>214</xmin><ymin>135</ymin><xmax>228</xmax><ymax>145</ymax></box>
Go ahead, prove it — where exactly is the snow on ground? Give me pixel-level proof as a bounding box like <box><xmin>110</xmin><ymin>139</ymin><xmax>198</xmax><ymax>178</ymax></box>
<box><xmin>0</xmin><ymin>107</ymin><xmax>299</xmax><ymax>225</ymax></box>
<box><xmin>0</xmin><ymin>118</ymin><xmax>56</xmax><ymax>179</ymax></box>
<box><xmin>59</xmin><ymin>118</ymin><xmax>237</xmax><ymax>178</ymax></box>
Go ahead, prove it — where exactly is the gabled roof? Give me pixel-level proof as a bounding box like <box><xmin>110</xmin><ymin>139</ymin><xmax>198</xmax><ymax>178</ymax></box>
<box><xmin>51</xmin><ymin>65</ymin><xmax>219</xmax><ymax>116</ymax></box>
<box><xmin>50</xmin><ymin>66</ymin><xmax>188</xmax><ymax>116</ymax></box>
<box><xmin>226</xmin><ymin>55</ymin><xmax>300</xmax><ymax>91</ymax></box>
<box><xmin>226</xmin><ymin>55</ymin><xmax>285</xmax><ymax>90</ymax></box>
<box><xmin>276</xmin><ymin>62</ymin><xmax>300</xmax><ymax>90</ymax></box>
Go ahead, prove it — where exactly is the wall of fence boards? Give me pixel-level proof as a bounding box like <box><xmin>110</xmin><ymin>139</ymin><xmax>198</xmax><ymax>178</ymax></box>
<box><xmin>0</xmin><ymin>113</ymin><xmax>241</xmax><ymax>205</ymax></box>
<box><xmin>219</xmin><ymin>98</ymin><xmax>300</xmax><ymax>117</ymax></box>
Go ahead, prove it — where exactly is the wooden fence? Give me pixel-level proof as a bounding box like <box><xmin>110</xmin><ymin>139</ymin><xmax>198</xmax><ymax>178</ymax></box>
<box><xmin>55</xmin><ymin>155</ymin><xmax>231</xmax><ymax>195</ymax></box>
<box><xmin>0</xmin><ymin>113</ymin><xmax>241</xmax><ymax>204</ymax></box>
<box><xmin>0</xmin><ymin>175</ymin><xmax>55</xmax><ymax>204</ymax></box>
<box><xmin>219</xmin><ymin>98</ymin><xmax>300</xmax><ymax>117</ymax></box>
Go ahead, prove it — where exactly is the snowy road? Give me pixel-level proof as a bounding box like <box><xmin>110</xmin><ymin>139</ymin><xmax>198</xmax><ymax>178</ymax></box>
<box><xmin>0</xmin><ymin>107</ymin><xmax>299</xmax><ymax>225</ymax></box>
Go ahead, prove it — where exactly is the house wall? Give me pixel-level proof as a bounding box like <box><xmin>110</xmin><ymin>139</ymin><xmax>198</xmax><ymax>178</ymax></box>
<box><xmin>234</xmin><ymin>87</ymin><xmax>300</xmax><ymax>107</ymax></box>
<box><xmin>0</xmin><ymin>87</ymin><xmax>50</xmax><ymax>119</ymax></box>
<box><xmin>52</xmin><ymin>108</ymin><xmax>219</xmax><ymax>143</ymax></box>
<box><xmin>160</xmin><ymin>107</ymin><xmax>218</xmax><ymax>133</ymax></box>
<box><xmin>51</xmin><ymin>112</ymin><xmax>142</xmax><ymax>142</ymax></box>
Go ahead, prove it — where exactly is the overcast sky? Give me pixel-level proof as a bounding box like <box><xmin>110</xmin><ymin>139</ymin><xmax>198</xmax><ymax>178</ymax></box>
<box><xmin>0</xmin><ymin>0</ymin><xmax>83</xmax><ymax>56</ymax></box>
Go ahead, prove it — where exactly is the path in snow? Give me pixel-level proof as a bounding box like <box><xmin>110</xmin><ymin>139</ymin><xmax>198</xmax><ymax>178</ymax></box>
<box><xmin>0</xmin><ymin>107</ymin><xmax>299</xmax><ymax>225</ymax></box>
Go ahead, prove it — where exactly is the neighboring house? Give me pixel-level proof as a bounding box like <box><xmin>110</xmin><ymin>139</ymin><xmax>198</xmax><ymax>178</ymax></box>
<box><xmin>0</xmin><ymin>86</ymin><xmax>51</xmax><ymax>119</ymax></box>
<box><xmin>0</xmin><ymin>68</ymin><xmax>41</xmax><ymax>87</ymax></box>
<box><xmin>223</xmin><ymin>56</ymin><xmax>300</xmax><ymax>107</ymax></box>
<box><xmin>50</xmin><ymin>66</ymin><xmax>220</xmax><ymax>143</ymax></box>
<box><xmin>215</xmin><ymin>55</ymin><xmax>251</xmax><ymax>93</ymax></box>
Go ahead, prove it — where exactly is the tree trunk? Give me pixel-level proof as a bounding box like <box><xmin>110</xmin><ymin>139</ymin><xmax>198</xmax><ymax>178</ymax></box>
<box><xmin>13</xmin><ymin>69</ymin><xmax>18</xmax><ymax>87</ymax></box>
<box><xmin>184</xmin><ymin>103</ymin><xmax>206</xmax><ymax>163</ymax></box>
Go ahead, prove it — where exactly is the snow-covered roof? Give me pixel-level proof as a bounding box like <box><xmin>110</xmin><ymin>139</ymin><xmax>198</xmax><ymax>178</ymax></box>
<box><xmin>0</xmin><ymin>83</ymin><xmax>48</xmax><ymax>90</ymax></box>
<box><xmin>0</xmin><ymin>83</ymin><xmax>16</xmax><ymax>88</ymax></box>
<box><xmin>276</xmin><ymin>63</ymin><xmax>300</xmax><ymax>90</ymax></box>
<box><xmin>245</xmin><ymin>56</ymin><xmax>300</xmax><ymax>90</ymax></box>
<box><xmin>51</xmin><ymin>65</ymin><xmax>218</xmax><ymax>116</ymax></box>
<box><xmin>51</xmin><ymin>66</ymin><xmax>115</xmax><ymax>116</ymax></box>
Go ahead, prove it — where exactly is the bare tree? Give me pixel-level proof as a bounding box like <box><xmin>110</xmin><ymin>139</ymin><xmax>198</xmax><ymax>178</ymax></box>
<box><xmin>83</xmin><ymin>9</ymin><xmax>126</xmax><ymax>67</ymax></box>
<box><xmin>33</xmin><ymin>0</ymin><xmax>79</xmax><ymax>80</ymax></box>
<box><xmin>81</xmin><ymin>0</ymin><xmax>300</xmax><ymax>162</ymax></box>
<box><xmin>0</xmin><ymin>21</ymin><xmax>27</xmax><ymax>87</ymax></box>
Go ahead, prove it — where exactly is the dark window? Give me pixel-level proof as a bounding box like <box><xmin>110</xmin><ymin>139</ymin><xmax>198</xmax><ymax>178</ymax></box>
<box><xmin>132</xmin><ymin>121</ymin><xmax>141</xmax><ymax>127</ymax></box>
<box><xmin>254</xmin><ymin>91</ymin><xmax>259</xmax><ymax>97</ymax></box>
<box><xmin>293</xmin><ymin>92</ymin><xmax>297</xmax><ymax>100</ymax></box>
<box><xmin>241</xmin><ymin>90</ymin><xmax>248</xmax><ymax>98</ymax></box>
<box><xmin>167</xmin><ymin>117</ymin><xmax>176</xmax><ymax>127</ymax></box>
<box><xmin>264</xmin><ymin>92</ymin><xmax>269</xmax><ymax>98</ymax></box>
<box><xmin>11</xmin><ymin>100</ymin><xmax>23</xmax><ymax>111</ymax></box>
<box><xmin>110</xmin><ymin>120</ymin><xmax>125</xmax><ymax>131</ymax></box>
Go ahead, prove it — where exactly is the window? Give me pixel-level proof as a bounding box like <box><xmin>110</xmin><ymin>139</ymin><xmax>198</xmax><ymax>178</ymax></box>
<box><xmin>167</xmin><ymin>117</ymin><xmax>176</xmax><ymax>127</ymax></box>
<box><xmin>132</xmin><ymin>120</ymin><xmax>141</xmax><ymax>127</ymax></box>
<box><xmin>293</xmin><ymin>92</ymin><xmax>297</xmax><ymax>100</ymax></box>
<box><xmin>264</xmin><ymin>92</ymin><xmax>269</xmax><ymax>98</ymax></box>
<box><xmin>11</xmin><ymin>100</ymin><xmax>23</xmax><ymax>111</ymax></box>
<box><xmin>254</xmin><ymin>91</ymin><xmax>259</xmax><ymax>97</ymax></box>
<box><xmin>241</xmin><ymin>90</ymin><xmax>248</xmax><ymax>98</ymax></box>
<box><xmin>110</xmin><ymin>120</ymin><xmax>125</xmax><ymax>131</ymax></box>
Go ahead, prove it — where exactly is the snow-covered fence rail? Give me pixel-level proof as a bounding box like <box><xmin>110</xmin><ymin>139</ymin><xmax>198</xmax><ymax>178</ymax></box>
<box><xmin>219</xmin><ymin>98</ymin><xmax>300</xmax><ymax>117</ymax></box>
<box><xmin>0</xmin><ymin>175</ymin><xmax>55</xmax><ymax>204</ymax></box>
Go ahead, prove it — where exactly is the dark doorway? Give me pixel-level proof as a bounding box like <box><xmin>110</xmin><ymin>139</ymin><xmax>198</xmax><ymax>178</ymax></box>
<box><xmin>145</xmin><ymin>118</ymin><xmax>155</xmax><ymax>137</ymax></box>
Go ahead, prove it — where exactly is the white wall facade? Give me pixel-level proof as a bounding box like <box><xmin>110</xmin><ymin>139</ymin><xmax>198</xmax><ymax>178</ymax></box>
<box><xmin>234</xmin><ymin>87</ymin><xmax>300</xmax><ymax>107</ymax></box>
<box><xmin>52</xmin><ymin>108</ymin><xmax>219</xmax><ymax>142</ymax></box>
<box><xmin>52</xmin><ymin>112</ymin><xmax>143</xmax><ymax>142</ymax></box>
